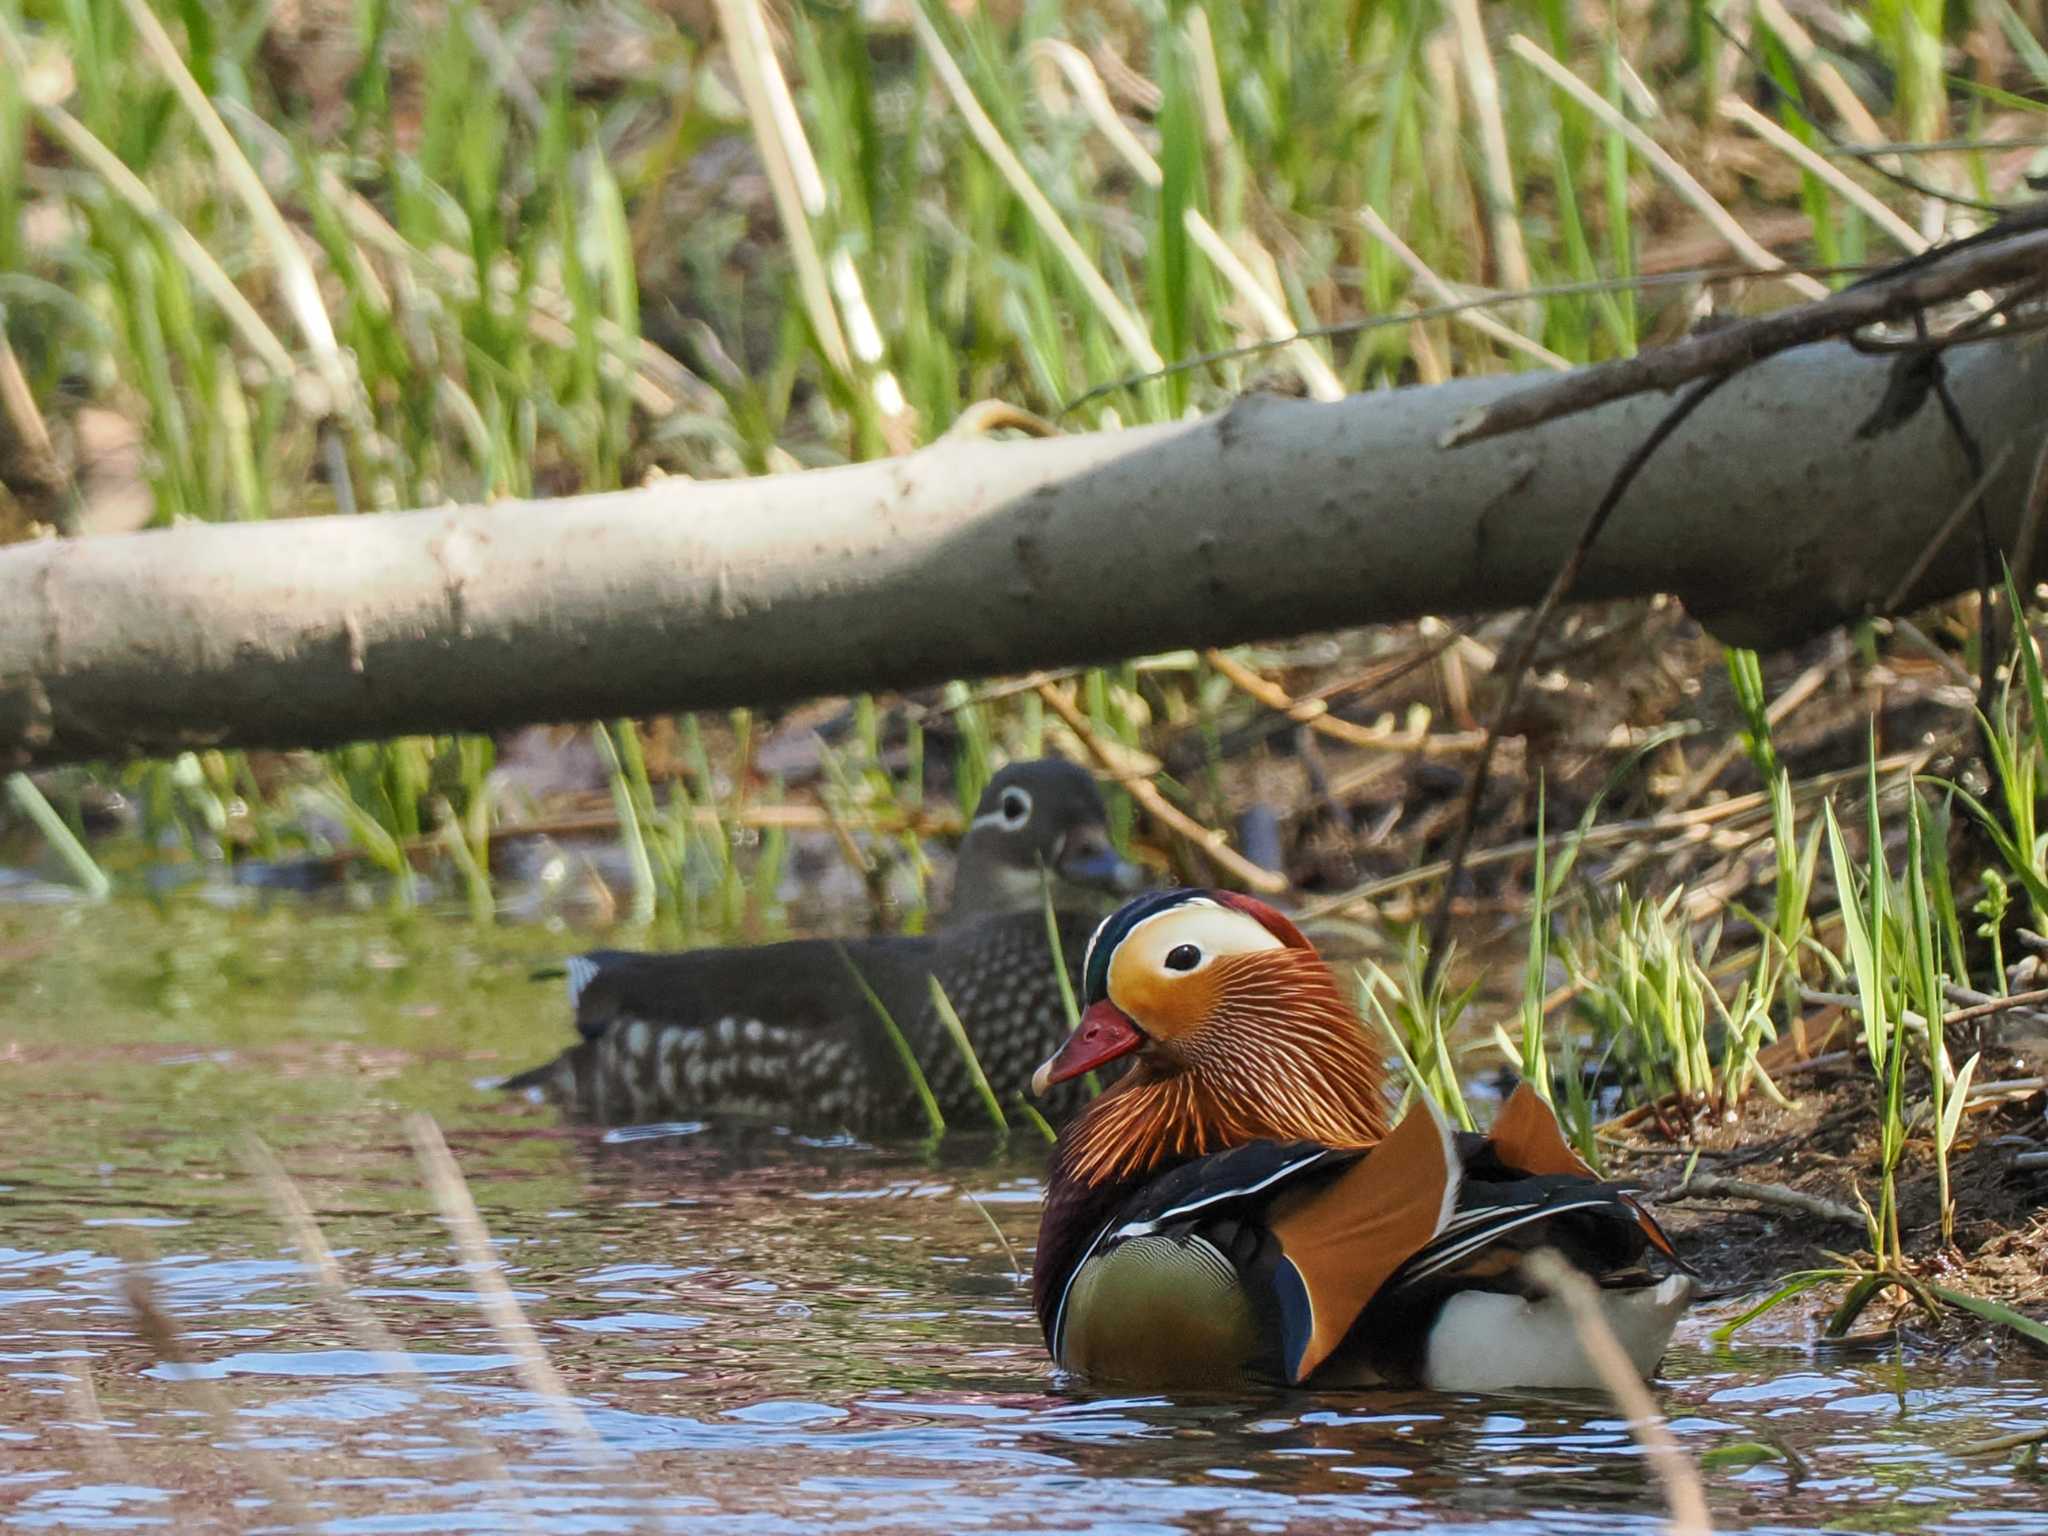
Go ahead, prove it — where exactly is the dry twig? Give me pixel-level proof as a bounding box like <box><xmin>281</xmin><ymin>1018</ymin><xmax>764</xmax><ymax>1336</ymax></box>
<box><xmin>1663</xmin><ymin>1174</ymin><xmax>1866</xmax><ymax>1228</ymax></box>
<box><xmin>1423</xmin><ymin>372</ymin><xmax>1737</xmax><ymax>977</ymax></box>
<box><xmin>1443</xmin><ymin>213</ymin><xmax>2048</xmax><ymax>448</ymax></box>
<box><xmin>1521</xmin><ymin>1250</ymin><xmax>1712</xmax><ymax>1536</ymax></box>
<box><xmin>1035</xmin><ymin>681</ymin><xmax>1285</xmax><ymax>893</ymax></box>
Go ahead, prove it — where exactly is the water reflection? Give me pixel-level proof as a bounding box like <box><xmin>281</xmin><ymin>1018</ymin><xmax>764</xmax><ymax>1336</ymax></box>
<box><xmin>4</xmin><ymin>902</ymin><xmax>2048</xmax><ymax>1532</ymax></box>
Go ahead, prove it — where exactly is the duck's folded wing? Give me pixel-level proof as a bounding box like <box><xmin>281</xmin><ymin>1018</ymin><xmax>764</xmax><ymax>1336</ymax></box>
<box><xmin>1261</xmin><ymin>1089</ymin><xmax>1688</xmax><ymax>1385</ymax></box>
<box><xmin>1388</xmin><ymin>1171</ymin><xmax>1667</xmax><ymax>1291</ymax></box>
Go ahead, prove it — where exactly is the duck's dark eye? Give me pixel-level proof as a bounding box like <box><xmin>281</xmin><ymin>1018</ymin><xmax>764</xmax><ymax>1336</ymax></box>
<box><xmin>998</xmin><ymin>787</ymin><xmax>1032</xmax><ymax>829</ymax></box>
<box><xmin>1164</xmin><ymin>943</ymin><xmax>1202</xmax><ymax>972</ymax></box>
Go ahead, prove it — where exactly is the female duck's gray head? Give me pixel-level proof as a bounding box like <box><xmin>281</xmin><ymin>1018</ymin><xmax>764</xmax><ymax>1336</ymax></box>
<box><xmin>950</xmin><ymin>760</ymin><xmax>1145</xmax><ymax>920</ymax></box>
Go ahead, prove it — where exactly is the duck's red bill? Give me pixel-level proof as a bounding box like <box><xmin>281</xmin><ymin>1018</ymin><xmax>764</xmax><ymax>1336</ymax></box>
<box><xmin>1031</xmin><ymin>999</ymin><xmax>1142</xmax><ymax>1095</ymax></box>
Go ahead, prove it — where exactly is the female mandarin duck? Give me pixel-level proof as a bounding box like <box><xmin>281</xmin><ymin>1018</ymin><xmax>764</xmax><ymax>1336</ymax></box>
<box><xmin>505</xmin><ymin>759</ymin><xmax>1143</xmax><ymax>1133</ymax></box>
<box><xmin>1030</xmin><ymin>889</ymin><xmax>1693</xmax><ymax>1393</ymax></box>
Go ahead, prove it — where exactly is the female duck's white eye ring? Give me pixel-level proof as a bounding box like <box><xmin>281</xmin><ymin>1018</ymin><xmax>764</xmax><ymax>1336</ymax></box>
<box><xmin>1164</xmin><ymin>943</ymin><xmax>1202</xmax><ymax>972</ymax></box>
<box><xmin>997</xmin><ymin>786</ymin><xmax>1032</xmax><ymax>830</ymax></box>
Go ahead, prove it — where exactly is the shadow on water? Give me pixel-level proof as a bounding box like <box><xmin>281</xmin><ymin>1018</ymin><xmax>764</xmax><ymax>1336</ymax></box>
<box><xmin>4</xmin><ymin>898</ymin><xmax>2048</xmax><ymax>1533</ymax></box>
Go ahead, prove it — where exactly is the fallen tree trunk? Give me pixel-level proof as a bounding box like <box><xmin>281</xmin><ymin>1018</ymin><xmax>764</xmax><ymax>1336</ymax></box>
<box><xmin>3</xmin><ymin>331</ymin><xmax>2046</xmax><ymax>769</ymax></box>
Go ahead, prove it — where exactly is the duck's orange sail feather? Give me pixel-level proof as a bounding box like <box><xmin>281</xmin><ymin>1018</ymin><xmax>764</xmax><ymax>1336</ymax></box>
<box><xmin>1266</xmin><ymin>1102</ymin><xmax>1460</xmax><ymax>1383</ymax></box>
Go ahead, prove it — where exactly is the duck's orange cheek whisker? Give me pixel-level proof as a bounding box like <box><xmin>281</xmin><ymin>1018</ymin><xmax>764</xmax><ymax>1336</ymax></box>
<box><xmin>1033</xmin><ymin>999</ymin><xmax>1143</xmax><ymax>1095</ymax></box>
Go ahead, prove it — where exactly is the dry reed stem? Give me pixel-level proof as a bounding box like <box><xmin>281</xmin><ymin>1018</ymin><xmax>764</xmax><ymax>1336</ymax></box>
<box><xmin>946</xmin><ymin>399</ymin><xmax>1063</xmax><ymax>438</ymax></box>
<box><xmin>1026</xmin><ymin>39</ymin><xmax>1342</xmax><ymax>402</ymax></box>
<box><xmin>404</xmin><ymin>1114</ymin><xmax>608</xmax><ymax>1457</ymax></box>
<box><xmin>59</xmin><ymin>1358</ymin><xmax>131</xmax><ymax>1484</ymax></box>
<box><xmin>1182</xmin><ymin>213</ymin><xmax>1346</xmax><ymax>400</ymax></box>
<box><xmin>1520</xmin><ymin>1249</ymin><xmax>1712</xmax><ymax>1536</ymax></box>
<box><xmin>243</xmin><ymin>1136</ymin><xmax>544</xmax><ymax>1531</ymax></box>
<box><xmin>220</xmin><ymin>98</ymin><xmax>709</xmax><ymax>417</ymax></box>
<box><xmin>719</xmin><ymin>0</ymin><xmax>910</xmax><ymax>439</ymax></box>
<box><xmin>1446</xmin><ymin>0</ymin><xmax>1533</xmax><ymax>297</ymax></box>
<box><xmin>116</xmin><ymin>0</ymin><xmax>360</xmax><ymax>424</ymax></box>
<box><xmin>0</xmin><ymin>327</ymin><xmax>67</xmax><ymax>524</ymax></box>
<box><xmin>1357</xmin><ymin>206</ymin><xmax>1572</xmax><ymax>371</ymax></box>
<box><xmin>911</xmin><ymin>3</ymin><xmax>1163</xmax><ymax>375</ymax></box>
<box><xmin>714</xmin><ymin>0</ymin><xmax>853</xmax><ymax>380</ymax></box>
<box><xmin>120</xmin><ymin>1263</ymin><xmax>320</xmax><ymax>1532</ymax></box>
<box><xmin>1507</xmin><ymin>32</ymin><xmax>1827</xmax><ymax>302</ymax></box>
<box><xmin>1717</xmin><ymin>98</ymin><xmax>1926</xmax><ymax>255</ymax></box>
<box><xmin>1181</xmin><ymin>10</ymin><xmax>1230</xmax><ymax>150</ymax></box>
<box><xmin>1888</xmin><ymin>616</ymin><xmax>1980</xmax><ymax>691</ymax></box>
<box><xmin>1203</xmin><ymin>647</ymin><xmax>1490</xmax><ymax>755</ymax></box>
<box><xmin>1035</xmin><ymin>680</ymin><xmax>1286</xmax><ymax>893</ymax></box>
<box><xmin>1960</xmin><ymin>1424</ymin><xmax>2048</xmax><ymax>1457</ymax></box>
<box><xmin>1750</xmin><ymin>0</ymin><xmax>1891</xmax><ymax>156</ymax></box>
<box><xmin>0</xmin><ymin>25</ymin><xmax>296</xmax><ymax>384</ymax></box>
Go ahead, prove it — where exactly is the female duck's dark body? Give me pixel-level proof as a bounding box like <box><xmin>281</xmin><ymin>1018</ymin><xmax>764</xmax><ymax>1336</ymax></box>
<box><xmin>506</xmin><ymin>759</ymin><xmax>1142</xmax><ymax>1133</ymax></box>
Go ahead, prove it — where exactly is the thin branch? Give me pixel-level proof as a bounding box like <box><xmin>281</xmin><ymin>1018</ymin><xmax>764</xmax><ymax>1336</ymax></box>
<box><xmin>1443</xmin><ymin>218</ymin><xmax>2048</xmax><ymax>448</ymax></box>
<box><xmin>1446</xmin><ymin>0</ymin><xmax>1532</xmax><ymax>295</ymax></box>
<box><xmin>1203</xmin><ymin>648</ymin><xmax>1489</xmax><ymax>755</ymax></box>
<box><xmin>1663</xmin><ymin>1174</ymin><xmax>1866</xmax><ymax>1227</ymax></box>
<box><xmin>1060</xmin><ymin>260</ymin><xmax>1880</xmax><ymax>418</ymax></box>
<box><xmin>1423</xmin><ymin>372</ymin><xmax>1736</xmax><ymax>978</ymax></box>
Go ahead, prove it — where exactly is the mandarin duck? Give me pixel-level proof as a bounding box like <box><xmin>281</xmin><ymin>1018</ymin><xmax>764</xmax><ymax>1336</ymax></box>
<box><xmin>506</xmin><ymin>759</ymin><xmax>1144</xmax><ymax>1133</ymax></box>
<box><xmin>1030</xmin><ymin>889</ymin><xmax>1694</xmax><ymax>1392</ymax></box>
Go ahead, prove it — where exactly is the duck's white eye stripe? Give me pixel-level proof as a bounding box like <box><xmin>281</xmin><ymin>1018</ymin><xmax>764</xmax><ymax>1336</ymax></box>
<box><xmin>969</xmin><ymin>785</ymin><xmax>1034</xmax><ymax>832</ymax></box>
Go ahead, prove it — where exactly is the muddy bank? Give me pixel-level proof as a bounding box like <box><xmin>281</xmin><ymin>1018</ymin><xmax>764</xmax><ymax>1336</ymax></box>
<box><xmin>1608</xmin><ymin>1032</ymin><xmax>2048</xmax><ymax>1346</ymax></box>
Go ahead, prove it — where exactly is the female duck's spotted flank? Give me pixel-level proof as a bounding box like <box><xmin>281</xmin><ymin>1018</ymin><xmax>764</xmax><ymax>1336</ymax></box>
<box><xmin>504</xmin><ymin>759</ymin><xmax>1144</xmax><ymax>1134</ymax></box>
<box><xmin>1031</xmin><ymin>888</ymin><xmax>1693</xmax><ymax>1392</ymax></box>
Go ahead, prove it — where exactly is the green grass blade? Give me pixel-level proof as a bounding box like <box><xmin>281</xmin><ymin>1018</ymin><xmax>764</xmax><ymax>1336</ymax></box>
<box><xmin>1711</xmin><ymin>1269</ymin><xmax>1842</xmax><ymax>1342</ymax></box>
<box><xmin>840</xmin><ymin>945</ymin><xmax>945</xmax><ymax>1141</ymax></box>
<box><xmin>1924</xmin><ymin>1279</ymin><xmax>2048</xmax><ymax>1350</ymax></box>
<box><xmin>4</xmin><ymin>774</ymin><xmax>111</xmax><ymax>900</ymax></box>
<box><xmin>928</xmin><ymin>976</ymin><xmax>1008</xmax><ymax>1135</ymax></box>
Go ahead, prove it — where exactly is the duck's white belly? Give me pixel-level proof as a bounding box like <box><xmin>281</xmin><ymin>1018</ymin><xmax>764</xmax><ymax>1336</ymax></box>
<box><xmin>1422</xmin><ymin>1275</ymin><xmax>1695</xmax><ymax>1392</ymax></box>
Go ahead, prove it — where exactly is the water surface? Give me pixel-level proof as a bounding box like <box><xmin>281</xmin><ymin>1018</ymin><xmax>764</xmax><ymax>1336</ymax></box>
<box><xmin>4</xmin><ymin>900</ymin><xmax>2047</xmax><ymax>1533</ymax></box>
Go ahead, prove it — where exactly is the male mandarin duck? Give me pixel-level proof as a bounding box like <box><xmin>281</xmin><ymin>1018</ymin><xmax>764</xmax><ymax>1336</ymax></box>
<box><xmin>505</xmin><ymin>759</ymin><xmax>1145</xmax><ymax>1133</ymax></box>
<box><xmin>1030</xmin><ymin>889</ymin><xmax>1694</xmax><ymax>1393</ymax></box>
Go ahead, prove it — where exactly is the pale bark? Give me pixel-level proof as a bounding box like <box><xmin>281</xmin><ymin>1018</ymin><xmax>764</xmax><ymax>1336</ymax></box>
<box><xmin>3</xmin><ymin>331</ymin><xmax>2046</xmax><ymax>769</ymax></box>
